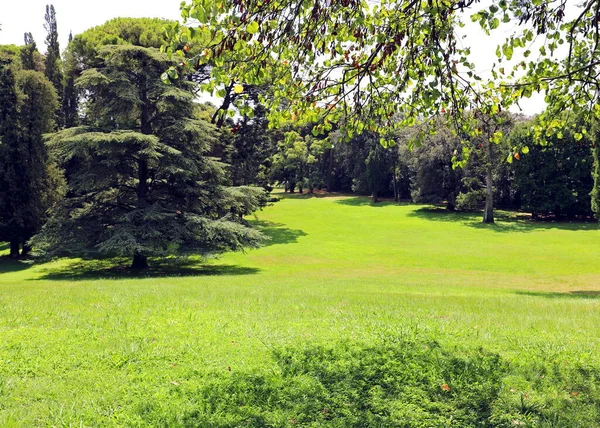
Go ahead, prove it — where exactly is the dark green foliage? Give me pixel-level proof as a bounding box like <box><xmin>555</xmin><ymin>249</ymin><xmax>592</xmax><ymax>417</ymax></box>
<box><xmin>20</xmin><ymin>33</ymin><xmax>38</xmax><ymax>71</ymax></box>
<box><xmin>43</xmin><ymin>4</ymin><xmax>64</xmax><ymax>127</ymax></box>
<box><xmin>32</xmin><ymin>43</ymin><xmax>265</xmax><ymax>267</ymax></box>
<box><xmin>591</xmin><ymin>120</ymin><xmax>600</xmax><ymax>219</ymax></box>
<box><xmin>0</xmin><ymin>60</ymin><xmax>60</xmax><ymax>257</ymax></box>
<box><xmin>511</xmin><ymin>122</ymin><xmax>594</xmax><ymax>217</ymax></box>
<box><xmin>0</xmin><ymin>61</ymin><xmax>22</xmax><ymax>252</ymax></box>
<box><xmin>405</xmin><ymin>125</ymin><xmax>462</xmax><ymax>210</ymax></box>
<box><xmin>366</xmin><ymin>142</ymin><xmax>393</xmax><ymax>202</ymax></box>
<box><xmin>226</xmin><ymin>104</ymin><xmax>275</xmax><ymax>188</ymax></box>
<box><xmin>62</xmin><ymin>31</ymin><xmax>78</xmax><ymax>128</ymax></box>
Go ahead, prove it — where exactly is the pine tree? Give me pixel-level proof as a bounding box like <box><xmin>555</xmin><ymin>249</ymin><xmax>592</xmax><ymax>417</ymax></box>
<box><xmin>44</xmin><ymin>4</ymin><xmax>64</xmax><ymax>128</ymax></box>
<box><xmin>33</xmin><ymin>45</ymin><xmax>265</xmax><ymax>268</ymax></box>
<box><xmin>0</xmin><ymin>57</ymin><xmax>60</xmax><ymax>258</ymax></box>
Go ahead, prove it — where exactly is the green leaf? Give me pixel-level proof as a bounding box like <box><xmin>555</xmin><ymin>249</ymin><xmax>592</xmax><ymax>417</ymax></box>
<box><xmin>246</xmin><ymin>21</ymin><xmax>259</xmax><ymax>34</ymax></box>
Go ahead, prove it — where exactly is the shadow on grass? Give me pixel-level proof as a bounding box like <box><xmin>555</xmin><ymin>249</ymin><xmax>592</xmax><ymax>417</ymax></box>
<box><xmin>0</xmin><ymin>242</ymin><xmax>9</xmax><ymax>252</ymax></box>
<box><xmin>335</xmin><ymin>196</ymin><xmax>411</xmax><ymax>207</ymax></box>
<box><xmin>277</xmin><ymin>191</ymin><xmax>357</xmax><ymax>200</ymax></box>
<box><xmin>31</xmin><ymin>221</ymin><xmax>302</xmax><ymax>281</ymax></box>
<box><xmin>408</xmin><ymin>207</ymin><xmax>599</xmax><ymax>233</ymax></box>
<box><xmin>252</xmin><ymin>220</ymin><xmax>307</xmax><ymax>246</ymax></box>
<box><xmin>36</xmin><ymin>258</ymin><xmax>261</xmax><ymax>281</ymax></box>
<box><xmin>0</xmin><ymin>256</ymin><xmax>34</xmax><ymax>274</ymax></box>
<box><xmin>516</xmin><ymin>290</ymin><xmax>600</xmax><ymax>299</ymax></box>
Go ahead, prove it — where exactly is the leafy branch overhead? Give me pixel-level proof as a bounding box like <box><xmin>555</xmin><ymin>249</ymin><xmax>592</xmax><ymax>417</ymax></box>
<box><xmin>166</xmin><ymin>0</ymin><xmax>600</xmax><ymax>148</ymax></box>
<box><xmin>165</xmin><ymin>0</ymin><xmax>496</xmax><ymax>146</ymax></box>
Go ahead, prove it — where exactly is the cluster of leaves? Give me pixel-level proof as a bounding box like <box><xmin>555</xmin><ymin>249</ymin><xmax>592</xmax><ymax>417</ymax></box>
<box><xmin>167</xmin><ymin>0</ymin><xmax>501</xmax><ymax>146</ymax></box>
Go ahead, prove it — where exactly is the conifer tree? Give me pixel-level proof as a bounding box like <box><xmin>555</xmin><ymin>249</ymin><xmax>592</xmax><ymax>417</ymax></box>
<box><xmin>33</xmin><ymin>45</ymin><xmax>265</xmax><ymax>268</ymax></box>
<box><xmin>62</xmin><ymin>31</ymin><xmax>78</xmax><ymax>128</ymax></box>
<box><xmin>21</xmin><ymin>33</ymin><xmax>37</xmax><ymax>71</ymax></box>
<box><xmin>44</xmin><ymin>4</ymin><xmax>64</xmax><ymax>127</ymax></box>
<box><xmin>0</xmin><ymin>57</ymin><xmax>60</xmax><ymax>258</ymax></box>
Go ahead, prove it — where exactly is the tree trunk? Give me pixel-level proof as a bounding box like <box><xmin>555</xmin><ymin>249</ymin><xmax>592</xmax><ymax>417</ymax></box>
<box><xmin>9</xmin><ymin>241</ymin><xmax>20</xmax><ymax>259</ymax></box>
<box><xmin>131</xmin><ymin>253</ymin><xmax>149</xmax><ymax>269</ymax></box>
<box><xmin>372</xmin><ymin>191</ymin><xmax>379</xmax><ymax>203</ymax></box>
<box><xmin>483</xmin><ymin>165</ymin><xmax>494</xmax><ymax>223</ymax></box>
<box><xmin>328</xmin><ymin>147</ymin><xmax>334</xmax><ymax>192</ymax></box>
<box><xmin>21</xmin><ymin>242</ymin><xmax>31</xmax><ymax>257</ymax></box>
<box><xmin>392</xmin><ymin>152</ymin><xmax>399</xmax><ymax>202</ymax></box>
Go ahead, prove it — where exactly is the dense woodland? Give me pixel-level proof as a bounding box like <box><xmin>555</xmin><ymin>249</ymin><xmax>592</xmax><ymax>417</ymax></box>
<box><xmin>1</xmin><ymin>3</ymin><xmax>600</xmax><ymax>268</ymax></box>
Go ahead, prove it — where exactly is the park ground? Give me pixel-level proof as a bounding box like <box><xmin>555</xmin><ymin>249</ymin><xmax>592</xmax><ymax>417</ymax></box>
<box><xmin>1</xmin><ymin>194</ymin><xmax>600</xmax><ymax>426</ymax></box>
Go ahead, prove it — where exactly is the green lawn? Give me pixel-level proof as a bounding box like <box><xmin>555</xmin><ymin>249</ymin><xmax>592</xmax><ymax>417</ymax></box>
<box><xmin>1</xmin><ymin>195</ymin><xmax>600</xmax><ymax>426</ymax></box>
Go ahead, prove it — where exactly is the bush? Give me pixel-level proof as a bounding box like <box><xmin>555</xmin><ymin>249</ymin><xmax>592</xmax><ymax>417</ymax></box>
<box><xmin>456</xmin><ymin>189</ymin><xmax>486</xmax><ymax>211</ymax></box>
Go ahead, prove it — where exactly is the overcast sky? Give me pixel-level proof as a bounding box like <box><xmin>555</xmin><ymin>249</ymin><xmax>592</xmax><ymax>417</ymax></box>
<box><xmin>0</xmin><ymin>0</ymin><xmax>545</xmax><ymax>115</ymax></box>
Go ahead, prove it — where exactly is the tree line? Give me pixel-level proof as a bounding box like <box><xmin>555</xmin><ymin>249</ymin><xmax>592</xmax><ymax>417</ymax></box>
<box><xmin>226</xmin><ymin>106</ymin><xmax>596</xmax><ymax>220</ymax></box>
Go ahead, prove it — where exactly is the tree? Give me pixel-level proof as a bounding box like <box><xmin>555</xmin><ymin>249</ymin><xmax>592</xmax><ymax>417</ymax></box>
<box><xmin>32</xmin><ymin>43</ymin><xmax>265</xmax><ymax>269</ymax></box>
<box><xmin>44</xmin><ymin>4</ymin><xmax>64</xmax><ymax>127</ymax></box>
<box><xmin>366</xmin><ymin>142</ymin><xmax>393</xmax><ymax>203</ymax></box>
<box><xmin>0</xmin><ymin>56</ymin><xmax>61</xmax><ymax>258</ymax></box>
<box><xmin>168</xmin><ymin>0</ymin><xmax>488</xmax><ymax>149</ymax></box>
<box><xmin>401</xmin><ymin>122</ymin><xmax>462</xmax><ymax>210</ymax></box>
<box><xmin>270</xmin><ymin>131</ymin><xmax>309</xmax><ymax>193</ymax></box>
<box><xmin>62</xmin><ymin>31</ymin><xmax>78</xmax><ymax>128</ymax></box>
<box><xmin>20</xmin><ymin>33</ymin><xmax>37</xmax><ymax>71</ymax></box>
<box><xmin>511</xmin><ymin>119</ymin><xmax>594</xmax><ymax>218</ymax></box>
<box><xmin>477</xmin><ymin>0</ymin><xmax>600</xmax><ymax>219</ymax></box>
<box><xmin>226</xmin><ymin>104</ymin><xmax>276</xmax><ymax>188</ymax></box>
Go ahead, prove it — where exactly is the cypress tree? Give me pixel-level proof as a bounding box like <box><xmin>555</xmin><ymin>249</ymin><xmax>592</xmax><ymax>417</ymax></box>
<box><xmin>21</xmin><ymin>33</ymin><xmax>37</xmax><ymax>71</ymax></box>
<box><xmin>62</xmin><ymin>32</ymin><xmax>78</xmax><ymax>128</ymax></box>
<box><xmin>44</xmin><ymin>4</ymin><xmax>64</xmax><ymax>128</ymax></box>
<box><xmin>0</xmin><ymin>59</ymin><xmax>23</xmax><ymax>258</ymax></box>
<box><xmin>0</xmin><ymin>57</ymin><xmax>60</xmax><ymax>258</ymax></box>
<box><xmin>33</xmin><ymin>45</ymin><xmax>265</xmax><ymax>268</ymax></box>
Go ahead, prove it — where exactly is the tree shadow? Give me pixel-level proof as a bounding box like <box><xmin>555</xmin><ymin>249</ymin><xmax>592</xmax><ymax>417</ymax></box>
<box><xmin>335</xmin><ymin>196</ymin><xmax>408</xmax><ymax>207</ymax></box>
<box><xmin>0</xmin><ymin>256</ymin><xmax>34</xmax><ymax>274</ymax></box>
<box><xmin>35</xmin><ymin>258</ymin><xmax>261</xmax><ymax>281</ymax></box>
<box><xmin>515</xmin><ymin>290</ymin><xmax>600</xmax><ymax>299</ymax></box>
<box><xmin>408</xmin><ymin>207</ymin><xmax>599</xmax><ymax>233</ymax></box>
<box><xmin>252</xmin><ymin>220</ymin><xmax>307</xmax><ymax>246</ymax></box>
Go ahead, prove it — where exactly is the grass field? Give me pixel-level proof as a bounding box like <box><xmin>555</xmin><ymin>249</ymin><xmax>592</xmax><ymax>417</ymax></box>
<box><xmin>1</xmin><ymin>195</ymin><xmax>600</xmax><ymax>426</ymax></box>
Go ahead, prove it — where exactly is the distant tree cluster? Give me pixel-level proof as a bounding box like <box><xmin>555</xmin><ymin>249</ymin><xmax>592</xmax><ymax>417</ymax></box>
<box><xmin>236</xmin><ymin>108</ymin><xmax>595</xmax><ymax>220</ymax></box>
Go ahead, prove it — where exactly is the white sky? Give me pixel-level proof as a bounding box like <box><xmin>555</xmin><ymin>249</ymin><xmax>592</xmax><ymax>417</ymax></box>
<box><xmin>0</xmin><ymin>1</ymin><xmax>181</xmax><ymax>50</ymax></box>
<box><xmin>0</xmin><ymin>0</ymin><xmax>546</xmax><ymax>115</ymax></box>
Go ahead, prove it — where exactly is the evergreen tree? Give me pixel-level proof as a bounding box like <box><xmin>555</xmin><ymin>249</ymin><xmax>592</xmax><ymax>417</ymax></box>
<box><xmin>44</xmin><ymin>4</ymin><xmax>64</xmax><ymax>127</ymax></box>
<box><xmin>21</xmin><ymin>33</ymin><xmax>37</xmax><ymax>71</ymax></box>
<box><xmin>0</xmin><ymin>59</ymin><xmax>23</xmax><ymax>258</ymax></box>
<box><xmin>0</xmin><ymin>58</ymin><xmax>60</xmax><ymax>258</ymax></box>
<box><xmin>62</xmin><ymin>32</ymin><xmax>78</xmax><ymax>128</ymax></box>
<box><xmin>33</xmin><ymin>45</ymin><xmax>265</xmax><ymax>268</ymax></box>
